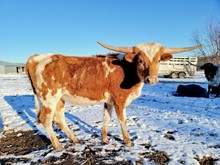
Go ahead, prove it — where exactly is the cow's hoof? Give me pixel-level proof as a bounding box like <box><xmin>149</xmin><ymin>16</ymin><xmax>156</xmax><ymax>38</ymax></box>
<box><xmin>55</xmin><ymin>146</ymin><xmax>63</xmax><ymax>151</ymax></box>
<box><xmin>125</xmin><ymin>141</ymin><xmax>133</xmax><ymax>147</ymax></box>
<box><xmin>102</xmin><ymin>137</ymin><xmax>110</xmax><ymax>144</ymax></box>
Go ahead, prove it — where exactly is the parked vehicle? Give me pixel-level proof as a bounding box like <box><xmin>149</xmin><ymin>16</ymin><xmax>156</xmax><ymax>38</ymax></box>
<box><xmin>159</xmin><ymin>56</ymin><xmax>198</xmax><ymax>78</ymax></box>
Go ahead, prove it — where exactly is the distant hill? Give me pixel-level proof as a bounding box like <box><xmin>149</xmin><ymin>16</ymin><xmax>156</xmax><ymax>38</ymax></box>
<box><xmin>0</xmin><ymin>61</ymin><xmax>25</xmax><ymax>74</ymax></box>
<box><xmin>0</xmin><ymin>61</ymin><xmax>25</xmax><ymax>66</ymax></box>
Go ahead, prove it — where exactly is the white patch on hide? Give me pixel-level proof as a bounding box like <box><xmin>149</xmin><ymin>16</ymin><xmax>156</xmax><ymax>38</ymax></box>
<box><xmin>41</xmin><ymin>88</ymin><xmax>63</xmax><ymax>127</ymax></box>
<box><xmin>102</xmin><ymin>59</ymin><xmax>116</xmax><ymax>77</ymax></box>
<box><xmin>28</xmin><ymin>54</ymin><xmax>53</xmax><ymax>65</ymax></box>
<box><xmin>125</xmin><ymin>83</ymin><xmax>144</xmax><ymax>106</ymax></box>
<box><xmin>136</xmin><ymin>43</ymin><xmax>162</xmax><ymax>62</ymax></box>
<box><xmin>44</xmin><ymin>88</ymin><xmax>62</xmax><ymax>109</ymax></box>
<box><xmin>36</xmin><ymin>56</ymin><xmax>53</xmax><ymax>89</ymax></box>
<box><xmin>33</xmin><ymin>54</ymin><xmax>53</xmax><ymax>63</ymax></box>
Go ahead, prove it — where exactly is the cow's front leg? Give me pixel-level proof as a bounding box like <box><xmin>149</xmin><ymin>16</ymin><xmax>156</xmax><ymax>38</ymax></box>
<box><xmin>102</xmin><ymin>103</ymin><xmax>113</xmax><ymax>143</ymax></box>
<box><xmin>114</xmin><ymin>105</ymin><xmax>131</xmax><ymax>147</ymax></box>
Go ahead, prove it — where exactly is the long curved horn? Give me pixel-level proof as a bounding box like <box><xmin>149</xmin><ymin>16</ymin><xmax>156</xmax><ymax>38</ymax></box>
<box><xmin>164</xmin><ymin>45</ymin><xmax>203</xmax><ymax>54</ymax></box>
<box><xmin>97</xmin><ymin>42</ymin><xmax>134</xmax><ymax>53</ymax></box>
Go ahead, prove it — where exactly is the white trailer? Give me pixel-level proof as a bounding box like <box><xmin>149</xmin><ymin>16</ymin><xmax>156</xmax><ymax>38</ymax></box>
<box><xmin>159</xmin><ymin>56</ymin><xmax>198</xmax><ymax>78</ymax></box>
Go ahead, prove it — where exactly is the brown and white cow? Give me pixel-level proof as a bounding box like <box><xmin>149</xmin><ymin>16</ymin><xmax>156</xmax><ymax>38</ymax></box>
<box><xmin>26</xmin><ymin>42</ymin><xmax>201</xmax><ymax>151</ymax></box>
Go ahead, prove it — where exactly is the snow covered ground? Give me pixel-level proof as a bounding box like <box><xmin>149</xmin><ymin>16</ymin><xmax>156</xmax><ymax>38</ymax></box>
<box><xmin>0</xmin><ymin>72</ymin><xmax>220</xmax><ymax>164</ymax></box>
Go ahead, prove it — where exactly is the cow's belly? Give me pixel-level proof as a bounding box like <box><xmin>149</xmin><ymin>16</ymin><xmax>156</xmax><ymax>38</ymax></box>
<box><xmin>62</xmin><ymin>91</ymin><xmax>111</xmax><ymax>106</ymax></box>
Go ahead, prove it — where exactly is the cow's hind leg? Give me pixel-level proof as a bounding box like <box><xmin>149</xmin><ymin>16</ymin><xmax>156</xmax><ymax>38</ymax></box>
<box><xmin>54</xmin><ymin>99</ymin><xmax>78</xmax><ymax>143</ymax></box>
<box><xmin>39</xmin><ymin>105</ymin><xmax>63</xmax><ymax>151</ymax></box>
<box><xmin>102</xmin><ymin>103</ymin><xmax>113</xmax><ymax>143</ymax></box>
<box><xmin>34</xmin><ymin>93</ymin><xmax>41</xmax><ymax>118</ymax></box>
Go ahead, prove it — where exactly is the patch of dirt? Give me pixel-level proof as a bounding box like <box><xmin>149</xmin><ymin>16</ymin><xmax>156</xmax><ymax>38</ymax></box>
<box><xmin>2</xmin><ymin>130</ymin><xmax>216</xmax><ymax>165</ymax></box>
<box><xmin>196</xmin><ymin>156</ymin><xmax>217</xmax><ymax>165</ymax></box>
<box><xmin>36</xmin><ymin>152</ymin><xmax>134</xmax><ymax>165</ymax></box>
<box><xmin>140</xmin><ymin>143</ymin><xmax>151</xmax><ymax>149</ymax></box>
<box><xmin>0</xmin><ymin>157</ymin><xmax>30</xmax><ymax>165</ymax></box>
<box><xmin>0</xmin><ymin>130</ymin><xmax>50</xmax><ymax>155</ymax></box>
<box><xmin>0</xmin><ymin>130</ymin><xmax>166</xmax><ymax>165</ymax></box>
<box><xmin>140</xmin><ymin>150</ymin><xmax>170</xmax><ymax>165</ymax></box>
<box><xmin>164</xmin><ymin>134</ymin><xmax>175</xmax><ymax>141</ymax></box>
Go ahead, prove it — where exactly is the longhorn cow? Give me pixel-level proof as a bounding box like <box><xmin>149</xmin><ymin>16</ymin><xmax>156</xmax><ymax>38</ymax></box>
<box><xmin>26</xmin><ymin>42</ymin><xmax>201</xmax><ymax>150</ymax></box>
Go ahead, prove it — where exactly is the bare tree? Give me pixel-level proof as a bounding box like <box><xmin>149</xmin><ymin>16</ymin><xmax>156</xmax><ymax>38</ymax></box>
<box><xmin>191</xmin><ymin>17</ymin><xmax>220</xmax><ymax>64</ymax></box>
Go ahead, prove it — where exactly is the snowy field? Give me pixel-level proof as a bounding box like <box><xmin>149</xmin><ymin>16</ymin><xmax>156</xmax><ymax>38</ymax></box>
<box><xmin>0</xmin><ymin>72</ymin><xmax>220</xmax><ymax>164</ymax></box>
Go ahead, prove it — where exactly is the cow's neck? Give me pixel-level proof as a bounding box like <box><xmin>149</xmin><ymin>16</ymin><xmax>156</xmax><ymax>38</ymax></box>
<box><xmin>119</xmin><ymin>60</ymin><xmax>141</xmax><ymax>89</ymax></box>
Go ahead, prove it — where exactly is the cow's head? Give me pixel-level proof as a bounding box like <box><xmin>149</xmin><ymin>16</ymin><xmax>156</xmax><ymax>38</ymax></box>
<box><xmin>98</xmin><ymin>42</ymin><xmax>202</xmax><ymax>85</ymax></box>
<box><xmin>200</xmin><ymin>63</ymin><xmax>218</xmax><ymax>81</ymax></box>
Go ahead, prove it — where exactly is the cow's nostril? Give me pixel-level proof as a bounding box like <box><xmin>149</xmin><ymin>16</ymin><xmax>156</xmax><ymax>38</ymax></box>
<box><xmin>145</xmin><ymin>78</ymin><xmax>150</xmax><ymax>84</ymax></box>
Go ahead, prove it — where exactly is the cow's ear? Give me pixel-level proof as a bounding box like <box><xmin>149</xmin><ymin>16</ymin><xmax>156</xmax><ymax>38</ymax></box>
<box><xmin>125</xmin><ymin>53</ymin><xmax>136</xmax><ymax>63</ymax></box>
<box><xmin>161</xmin><ymin>53</ymin><xmax>173</xmax><ymax>62</ymax></box>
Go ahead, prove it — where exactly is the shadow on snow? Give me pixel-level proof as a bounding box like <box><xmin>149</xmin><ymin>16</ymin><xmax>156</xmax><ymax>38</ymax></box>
<box><xmin>4</xmin><ymin>95</ymin><xmax>42</xmax><ymax>134</ymax></box>
<box><xmin>3</xmin><ymin>95</ymin><xmax>101</xmax><ymax>139</ymax></box>
<box><xmin>0</xmin><ymin>114</ymin><xmax>3</xmax><ymax>132</ymax></box>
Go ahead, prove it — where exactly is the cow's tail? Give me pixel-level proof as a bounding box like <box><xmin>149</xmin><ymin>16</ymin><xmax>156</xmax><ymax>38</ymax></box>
<box><xmin>26</xmin><ymin>62</ymin><xmax>41</xmax><ymax>118</ymax></box>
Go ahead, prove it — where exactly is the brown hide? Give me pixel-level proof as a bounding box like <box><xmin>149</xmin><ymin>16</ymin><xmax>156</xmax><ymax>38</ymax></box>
<box><xmin>27</xmin><ymin>54</ymin><xmax>142</xmax><ymax>106</ymax></box>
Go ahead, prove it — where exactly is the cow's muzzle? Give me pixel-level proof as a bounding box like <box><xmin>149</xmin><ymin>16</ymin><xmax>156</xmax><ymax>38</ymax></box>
<box><xmin>144</xmin><ymin>76</ymin><xmax>158</xmax><ymax>85</ymax></box>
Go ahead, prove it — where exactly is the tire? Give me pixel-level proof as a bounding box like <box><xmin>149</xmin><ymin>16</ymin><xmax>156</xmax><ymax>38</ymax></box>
<box><xmin>178</xmin><ymin>72</ymin><xmax>186</xmax><ymax>78</ymax></box>
<box><xmin>171</xmin><ymin>72</ymin><xmax>178</xmax><ymax>78</ymax></box>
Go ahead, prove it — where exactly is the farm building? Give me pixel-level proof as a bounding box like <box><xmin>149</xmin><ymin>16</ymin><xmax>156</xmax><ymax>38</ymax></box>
<box><xmin>0</xmin><ymin>61</ymin><xmax>25</xmax><ymax>74</ymax></box>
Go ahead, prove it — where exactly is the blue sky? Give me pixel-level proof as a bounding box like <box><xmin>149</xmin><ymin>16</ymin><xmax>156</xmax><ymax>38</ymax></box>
<box><xmin>0</xmin><ymin>0</ymin><xmax>219</xmax><ymax>63</ymax></box>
